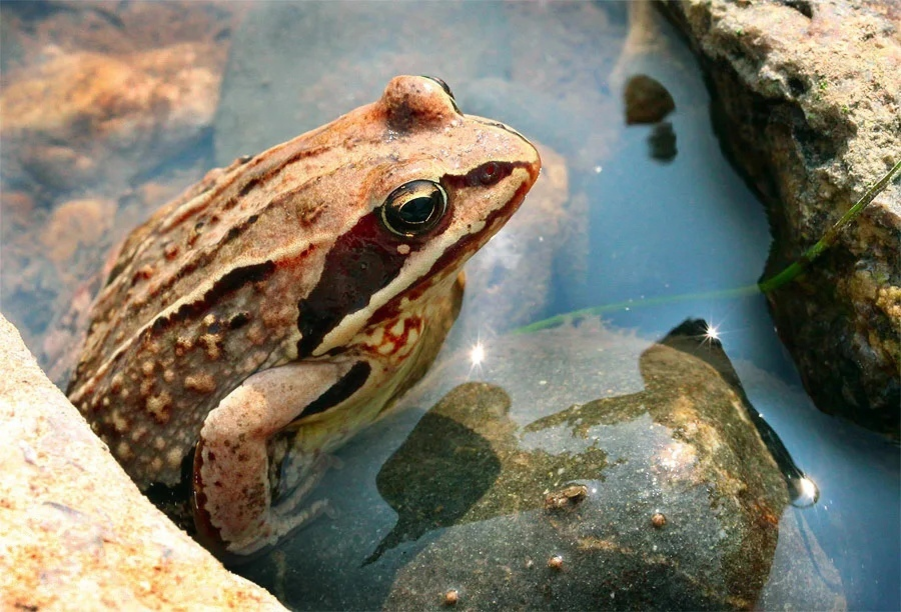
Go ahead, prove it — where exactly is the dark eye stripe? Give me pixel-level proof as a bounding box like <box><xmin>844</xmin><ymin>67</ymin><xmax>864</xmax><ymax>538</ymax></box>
<box><xmin>296</xmin><ymin>214</ymin><xmax>412</xmax><ymax>357</ymax></box>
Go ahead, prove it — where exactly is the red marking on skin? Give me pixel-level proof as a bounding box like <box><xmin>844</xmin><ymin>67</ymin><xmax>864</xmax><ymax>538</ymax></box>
<box><xmin>191</xmin><ymin>443</ymin><xmax>224</xmax><ymax>553</ymax></box>
<box><xmin>381</xmin><ymin>316</ymin><xmax>423</xmax><ymax>357</ymax></box>
<box><xmin>296</xmin><ymin>208</ymin><xmax>447</xmax><ymax>357</ymax></box>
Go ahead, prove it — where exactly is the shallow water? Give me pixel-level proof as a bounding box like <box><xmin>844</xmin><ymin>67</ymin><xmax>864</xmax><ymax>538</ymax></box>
<box><xmin>551</xmin><ymin>10</ymin><xmax>901</xmax><ymax>610</ymax></box>
<box><xmin>2</xmin><ymin>1</ymin><xmax>897</xmax><ymax>609</ymax></box>
<box><xmin>220</xmin><ymin>3</ymin><xmax>899</xmax><ymax>609</ymax></box>
<box><xmin>534</xmin><ymin>7</ymin><xmax>901</xmax><ymax>609</ymax></box>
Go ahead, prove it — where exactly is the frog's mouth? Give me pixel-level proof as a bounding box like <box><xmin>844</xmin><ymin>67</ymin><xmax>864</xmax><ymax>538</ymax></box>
<box><xmin>428</xmin><ymin>161</ymin><xmax>539</xmax><ymax>277</ymax></box>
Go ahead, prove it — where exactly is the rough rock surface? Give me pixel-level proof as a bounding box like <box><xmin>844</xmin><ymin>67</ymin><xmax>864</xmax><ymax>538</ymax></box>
<box><xmin>658</xmin><ymin>0</ymin><xmax>901</xmax><ymax>435</ymax></box>
<box><xmin>0</xmin><ymin>43</ymin><xmax>224</xmax><ymax>198</ymax></box>
<box><xmin>0</xmin><ymin>314</ymin><xmax>285</xmax><ymax>611</ymax></box>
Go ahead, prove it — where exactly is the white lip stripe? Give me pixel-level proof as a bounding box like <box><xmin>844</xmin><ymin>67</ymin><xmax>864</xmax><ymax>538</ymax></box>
<box><xmin>313</xmin><ymin>222</ymin><xmax>472</xmax><ymax>357</ymax></box>
<box><xmin>311</xmin><ymin>167</ymin><xmax>527</xmax><ymax>358</ymax></box>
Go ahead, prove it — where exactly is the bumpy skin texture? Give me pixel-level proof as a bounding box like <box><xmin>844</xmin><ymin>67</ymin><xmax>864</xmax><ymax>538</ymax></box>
<box><xmin>67</xmin><ymin>76</ymin><xmax>540</xmax><ymax>555</ymax></box>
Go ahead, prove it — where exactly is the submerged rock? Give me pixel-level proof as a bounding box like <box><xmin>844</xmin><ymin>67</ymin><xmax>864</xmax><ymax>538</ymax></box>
<box><xmin>0</xmin><ymin>1</ymin><xmax>242</xmax><ymax>356</ymax></box>
<box><xmin>236</xmin><ymin>319</ymin><xmax>841</xmax><ymax>610</ymax></box>
<box><xmin>657</xmin><ymin>0</ymin><xmax>901</xmax><ymax>436</ymax></box>
<box><xmin>624</xmin><ymin>74</ymin><xmax>676</xmax><ymax>125</ymax></box>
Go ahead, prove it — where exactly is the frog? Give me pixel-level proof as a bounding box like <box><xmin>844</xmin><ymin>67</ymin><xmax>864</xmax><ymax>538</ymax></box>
<box><xmin>65</xmin><ymin>75</ymin><xmax>541</xmax><ymax>558</ymax></box>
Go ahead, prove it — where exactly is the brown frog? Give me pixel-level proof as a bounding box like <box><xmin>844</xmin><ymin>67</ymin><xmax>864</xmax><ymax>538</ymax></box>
<box><xmin>66</xmin><ymin>76</ymin><xmax>541</xmax><ymax>557</ymax></box>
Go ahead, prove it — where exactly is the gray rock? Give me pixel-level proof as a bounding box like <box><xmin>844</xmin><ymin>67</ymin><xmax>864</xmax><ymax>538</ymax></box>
<box><xmin>236</xmin><ymin>319</ymin><xmax>841</xmax><ymax>610</ymax></box>
<box><xmin>657</xmin><ymin>0</ymin><xmax>901</xmax><ymax>435</ymax></box>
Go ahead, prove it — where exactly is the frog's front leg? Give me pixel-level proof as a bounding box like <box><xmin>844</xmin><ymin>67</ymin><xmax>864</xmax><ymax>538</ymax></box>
<box><xmin>192</xmin><ymin>360</ymin><xmax>363</xmax><ymax>558</ymax></box>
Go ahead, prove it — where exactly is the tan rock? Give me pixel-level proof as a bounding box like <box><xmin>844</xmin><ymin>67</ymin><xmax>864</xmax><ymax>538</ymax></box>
<box><xmin>0</xmin><ymin>314</ymin><xmax>285</xmax><ymax>611</ymax></box>
<box><xmin>1</xmin><ymin>42</ymin><xmax>222</xmax><ymax>194</ymax></box>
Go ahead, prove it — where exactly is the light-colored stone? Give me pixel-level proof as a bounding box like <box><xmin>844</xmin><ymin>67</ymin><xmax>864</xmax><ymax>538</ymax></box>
<box><xmin>659</xmin><ymin>0</ymin><xmax>901</xmax><ymax>435</ymax></box>
<box><xmin>0</xmin><ymin>314</ymin><xmax>285</xmax><ymax>611</ymax></box>
<box><xmin>0</xmin><ymin>43</ymin><xmax>222</xmax><ymax>195</ymax></box>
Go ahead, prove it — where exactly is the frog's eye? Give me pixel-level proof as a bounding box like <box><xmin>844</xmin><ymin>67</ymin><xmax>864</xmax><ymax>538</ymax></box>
<box><xmin>380</xmin><ymin>180</ymin><xmax>448</xmax><ymax>237</ymax></box>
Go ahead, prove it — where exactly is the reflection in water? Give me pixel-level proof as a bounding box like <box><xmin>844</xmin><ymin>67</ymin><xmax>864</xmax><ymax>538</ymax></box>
<box><xmin>234</xmin><ymin>317</ymin><xmax>845</xmax><ymax>610</ymax></box>
<box><xmin>790</xmin><ymin>476</ymin><xmax>819</xmax><ymax>509</ymax></box>
<box><xmin>648</xmin><ymin>121</ymin><xmax>677</xmax><ymax>162</ymax></box>
<box><xmin>526</xmin><ymin>319</ymin><xmax>818</xmax><ymax>509</ymax></box>
<box><xmin>622</xmin><ymin>73</ymin><xmax>677</xmax><ymax>163</ymax></box>
<box><xmin>3</xmin><ymin>0</ymin><xmax>893</xmax><ymax>607</ymax></box>
<box><xmin>623</xmin><ymin>74</ymin><xmax>676</xmax><ymax>125</ymax></box>
<box><xmin>658</xmin><ymin>319</ymin><xmax>819</xmax><ymax>509</ymax></box>
<box><xmin>358</xmin><ymin>318</ymin><xmax>820</xmax><ymax>609</ymax></box>
<box><xmin>367</xmin><ymin>382</ymin><xmax>607</xmax><ymax>565</ymax></box>
<box><xmin>365</xmin><ymin>410</ymin><xmax>501</xmax><ymax>565</ymax></box>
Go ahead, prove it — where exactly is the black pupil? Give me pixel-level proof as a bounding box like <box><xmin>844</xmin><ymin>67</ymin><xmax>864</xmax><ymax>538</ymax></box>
<box><xmin>381</xmin><ymin>180</ymin><xmax>447</xmax><ymax>237</ymax></box>
<box><xmin>399</xmin><ymin>194</ymin><xmax>437</xmax><ymax>224</ymax></box>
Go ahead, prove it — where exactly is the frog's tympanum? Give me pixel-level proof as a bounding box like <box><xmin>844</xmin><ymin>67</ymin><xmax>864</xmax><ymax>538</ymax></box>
<box><xmin>66</xmin><ymin>76</ymin><xmax>541</xmax><ymax>557</ymax></box>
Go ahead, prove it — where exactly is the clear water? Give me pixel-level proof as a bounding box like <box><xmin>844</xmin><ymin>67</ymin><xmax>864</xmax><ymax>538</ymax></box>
<box><xmin>219</xmin><ymin>2</ymin><xmax>899</xmax><ymax>607</ymax></box>
<box><xmin>544</xmin><ymin>9</ymin><xmax>901</xmax><ymax>611</ymax></box>
<box><xmin>4</xmin><ymin>1</ymin><xmax>897</xmax><ymax>609</ymax></box>
<box><xmin>550</xmin><ymin>8</ymin><xmax>900</xmax><ymax>610</ymax></box>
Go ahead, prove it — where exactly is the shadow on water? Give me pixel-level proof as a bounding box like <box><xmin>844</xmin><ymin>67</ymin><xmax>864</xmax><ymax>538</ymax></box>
<box><xmin>363</xmin><ymin>413</ymin><xmax>502</xmax><ymax>566</ymax></box>
<box><xmin>218</xmin><ymin>2</ymin><xmax>897</xmax><ymax>609</ymax></box>
<box><xmin>250</xmin><ymin>316</ymin><xmax>828</xmax><ymax>610</ymax></box>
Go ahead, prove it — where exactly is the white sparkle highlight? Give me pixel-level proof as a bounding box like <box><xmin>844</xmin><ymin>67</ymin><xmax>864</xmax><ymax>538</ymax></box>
<box><xmin>470</xmin><ymin>342</ymin><xmax>485</xmax><ymax>367</ymax></box>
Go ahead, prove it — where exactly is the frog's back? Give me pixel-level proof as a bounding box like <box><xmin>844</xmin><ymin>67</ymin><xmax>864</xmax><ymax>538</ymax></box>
<box><xmin>66</xmin><ymin>115</ymin><xmax>380</xmax><ymax>485</ymax></box>
<box><xmin>67</xmin><ymin>76</ymin><xmax>541</xmax><ymax>489</ymax></box>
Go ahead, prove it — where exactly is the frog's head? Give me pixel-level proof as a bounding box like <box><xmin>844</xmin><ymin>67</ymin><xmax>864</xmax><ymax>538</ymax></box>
<box><xmin>298</xmin><ymin>75</ymin><xmax>541</xmax><ymax>358</ymax></box>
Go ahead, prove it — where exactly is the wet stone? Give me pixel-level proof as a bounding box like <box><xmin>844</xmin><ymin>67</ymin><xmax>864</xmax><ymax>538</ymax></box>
<box><xmin>234</xmin><ymin>319</ymin><xmax>842</xmax><ymax>610</ymax></box>
<box><xmin>624</xmin><ymin>74</ymin><xmax>676</xmax><ymax>125</ymax></box>
<box><xmin>658</xmin><ymin>0</ymin><xmax>901</xmax><ymax>435</ymax></box>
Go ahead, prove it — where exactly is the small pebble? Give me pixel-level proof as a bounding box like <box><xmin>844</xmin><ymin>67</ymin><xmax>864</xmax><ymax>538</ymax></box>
<box><xmin>444</xmin><ymin>589</ymin><xmax>459</xmax><ymax>606</ymax></box>
<box><xmin>651</xmin><ymin>512</ymin><xmax>667</xmax><ymax>528</ymax></box>
<box><xmin>547</xmin><ymin>555</ymin><xmax>564</xmax><ymax>570</ymax></box>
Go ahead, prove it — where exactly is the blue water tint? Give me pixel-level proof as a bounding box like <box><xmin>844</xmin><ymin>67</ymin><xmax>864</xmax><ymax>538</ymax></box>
<box><xmin>737</xmin><ymin>349</ymin><xmax>901</xmax><ymax>611</ymax></box>
<box><xmin>549</xmin><ymin>10</ymin><xmax>900</xmax><ymax>609</ymax></box>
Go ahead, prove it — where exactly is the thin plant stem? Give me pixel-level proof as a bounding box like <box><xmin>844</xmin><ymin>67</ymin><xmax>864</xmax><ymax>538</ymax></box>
<box><xmin>758</xmin><ymin>159</ymin><xmax>900</xmax><ymax>293</ymax></box>
<box><xmin>515</xmin><ymin>160</ymin><xmax>900</xmax><ymax>335</ymax></box>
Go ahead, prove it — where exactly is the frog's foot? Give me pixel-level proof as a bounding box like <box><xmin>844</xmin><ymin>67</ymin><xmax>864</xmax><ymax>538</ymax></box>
<box><xmin>191</xmin><ymin>360</ymin><xmax>360</xmax><ymax>559</ymax></box>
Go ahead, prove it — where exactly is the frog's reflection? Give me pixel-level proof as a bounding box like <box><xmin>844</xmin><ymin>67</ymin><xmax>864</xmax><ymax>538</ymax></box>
<box><xmin>366</xmin><ymin>382</ymin><xmax>608</xmax><ymax>564</ymax></box>
<box><xmin>364</xmin><ymin>404</ymin><xmax>502</xmax><ymax>565</ymax></box>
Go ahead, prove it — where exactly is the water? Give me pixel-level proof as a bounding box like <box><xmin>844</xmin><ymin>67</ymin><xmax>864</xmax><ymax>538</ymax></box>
<box><xmin>2</xmin><ymin>1</ymin><xmax>897</xmax><ymax>609</ymax></box>
<box><xmin>551</xmin><ymin>9</ymin><xmax>901</xmax><ymax>608</ymax></box>
<box><xmin>217</xmin><ymin>2</ymin><xmax>897</xmax><ymax>607</ymax></box>
<box><xmin>545</xmin><ymin>7</ymin><xmax>901</xmax><ymax>609</ymax></box>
